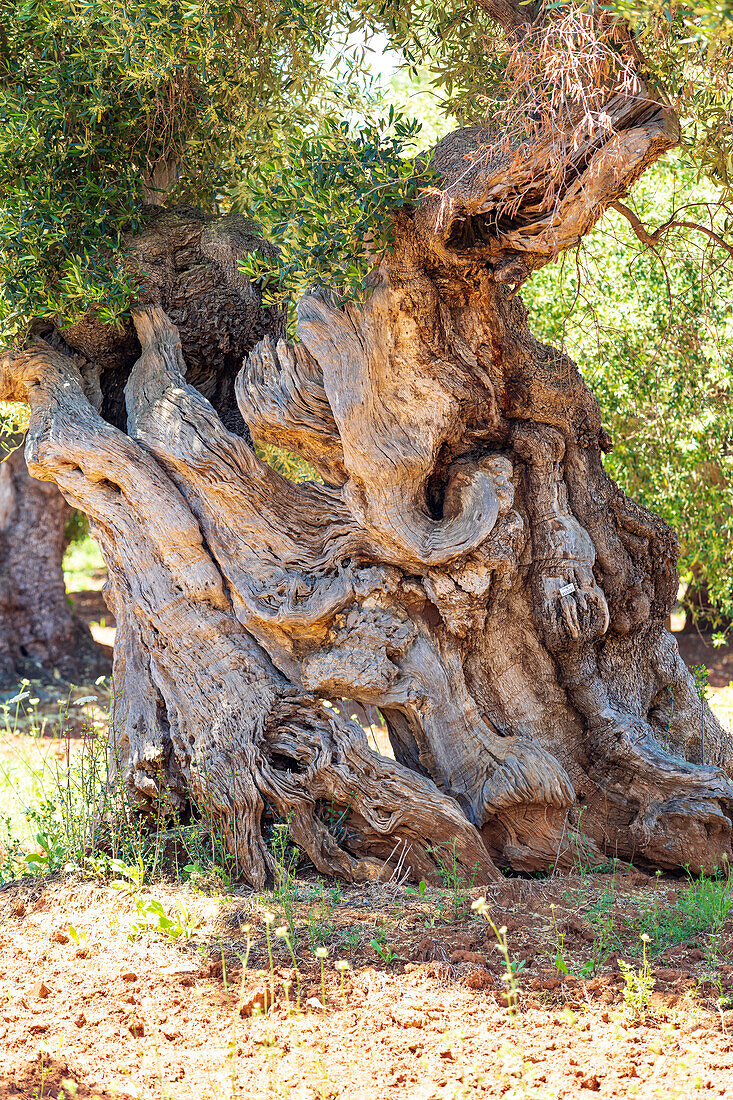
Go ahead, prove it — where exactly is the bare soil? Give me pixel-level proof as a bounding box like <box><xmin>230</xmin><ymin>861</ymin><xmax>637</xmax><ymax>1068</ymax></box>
<box><xmin>2</xmin><ymin>871</ymin><xmax>733</xmax><ymax>1099</ymax></box>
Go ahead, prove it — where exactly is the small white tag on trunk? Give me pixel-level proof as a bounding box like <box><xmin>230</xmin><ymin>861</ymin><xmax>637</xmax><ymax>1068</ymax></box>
<box><xmin>559</xmin><ymin>583</ymin><xmax>576</xmax><ymax>597</ymax></box>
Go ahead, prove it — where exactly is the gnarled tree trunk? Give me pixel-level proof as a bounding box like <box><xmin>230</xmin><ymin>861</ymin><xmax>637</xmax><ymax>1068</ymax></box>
<box><xmin>0</xmin><ymin>443</ymin><xmax>106</xmax><ymax>692</ymax></box>
<box><xmin>3</xmin><ymin>14</ymin><xmax>732</xmax><ymax>883</ymax></box>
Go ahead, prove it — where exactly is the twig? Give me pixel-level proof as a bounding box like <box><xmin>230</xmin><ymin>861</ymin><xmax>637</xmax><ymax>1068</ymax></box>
<box><xmin>374</xmin><ymin>840</ymin><xmax>403</xmax><ymax>884</ymax></box>
<box><xmin>552</xmin><ymin>811</ymin><xmax>569</xmax><ymax>877</ymax></box>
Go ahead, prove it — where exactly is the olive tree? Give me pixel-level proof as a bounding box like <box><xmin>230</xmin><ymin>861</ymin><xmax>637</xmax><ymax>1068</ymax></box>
<box><xmin>2</xmin><ymin>0</ymin><xmax>733</xmax><ymax>882</ymax></box>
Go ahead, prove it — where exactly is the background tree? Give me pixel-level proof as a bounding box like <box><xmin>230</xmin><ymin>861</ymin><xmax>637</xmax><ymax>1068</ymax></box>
<box><xmin>0</xmin><ymin>411</ymin><xmax>107</xmax><ymax>690</ymax></box>
<box><xmin>2</xmin><ymin>0</ymin><xmax>733</xmax><ymax>883</ymax></box>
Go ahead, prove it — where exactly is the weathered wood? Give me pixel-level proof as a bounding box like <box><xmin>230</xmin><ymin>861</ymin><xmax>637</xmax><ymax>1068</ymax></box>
<box><xmin>7</xmin><ymin>342</ymin><xmax>498</xmax><ymax>886</ymax></box>
<box><xmin>3</xmin><ymin>18</ymin><xmax>732</xmax><ymax>880</ymax></box>
<box><xmin>236</xmin><ymin>337</ymin><xmax>346</xmax><ymax>486</ymax></box>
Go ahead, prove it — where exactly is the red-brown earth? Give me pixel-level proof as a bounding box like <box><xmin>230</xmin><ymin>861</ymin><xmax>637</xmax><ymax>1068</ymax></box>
<box><xmin>2</xmin><ymin>870</ymin><xmax>733</xmax><ymax>1099</ymax></box>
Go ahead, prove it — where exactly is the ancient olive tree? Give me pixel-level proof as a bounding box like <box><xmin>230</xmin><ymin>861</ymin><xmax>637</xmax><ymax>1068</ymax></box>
<box><xmin>2</xmin><ymin>0</ymin><xmax>733</xmax><ymax>883</ymax></box>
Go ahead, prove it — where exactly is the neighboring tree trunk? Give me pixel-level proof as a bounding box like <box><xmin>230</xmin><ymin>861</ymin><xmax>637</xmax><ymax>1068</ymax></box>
<box><xmin>0</xmin><ymin>443</ymin><xmax>107</xmax><ymax>691</ymax></box>
<box><xmin>680</xmin><ymin>571</ymin><xmax>728</xmax><ymax>635</ymax></box>
<box><xmin>3</xmin><ymin>12</ymin><xmax>733</xmax><ymax>883</ymax></box>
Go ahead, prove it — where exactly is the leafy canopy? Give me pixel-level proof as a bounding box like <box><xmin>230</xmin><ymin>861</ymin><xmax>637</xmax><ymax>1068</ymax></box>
<box><xmin>237</xmin><ymin>108</ymin><xmax>428</xmax><ymax>318</ymax></box>
<box><xmin>0</xmin><ymin>0</ymin><xmax>352</xmax><ymax>343</ymax></box>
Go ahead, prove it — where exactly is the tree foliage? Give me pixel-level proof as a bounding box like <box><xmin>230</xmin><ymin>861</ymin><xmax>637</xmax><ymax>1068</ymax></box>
<box><xmin>2</xmin><ymin>0</ymin><xmax>731</xmax><ymax>343</ymax></box>
<box><xmin>614</xmin><ymin>0</ymin><xmax>733</xmax><ymax>195</ymax></box>
<box><xmin>0</xmin><ymin>0</ymin><xmax>350</xmax><ymax>343</ymax></box>
<box><xmin>237</xmin><ymin>109</ymin><xmax>429</xmax><ymax>319</ymax></box>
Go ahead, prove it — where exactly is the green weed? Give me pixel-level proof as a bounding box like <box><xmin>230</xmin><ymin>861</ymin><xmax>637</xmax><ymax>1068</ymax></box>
<box><xmin>370</xmin><ymin>929</ymin><xmax>397</xmax><ymax>964</ymax></box>
<box><xmin>427</xmin><ymin>838</ymin><xmax>478</xmax><ymax>920</ymax></box>
<box><xmin>275</xmin><ymin>923</ymin><xmax>302</xmax><ymax>1009</ymax></box>
<box><xmin>270</xmin><ymin>820</ymin><xmax>300</xmax><ymax>941</ymax></box>
<box><xmin>341</xmin><ymin>926</ymin><xmax>361</xmax><ymax>950</ymax></box>
<box><xmin>619</xmin><ymin>934</ymin><xmax>655</xmax><ymax>1018</ymax></box>
<box><xmin>549</xmin><ymin>904</ymin><xmax>572</xmax><ymax>976</ymax></box>
<box><xmin>632</xmin><ymin>867</ymin><xmax>732</xmax><ymax>952</ymax></box>
<box><xmin>584</xmin><ymin>887</ymin><xmax>623</xmax><ymax>973</ymax></box>
<box><xmin>305</xmin><ymin>881</ymin><xmax>338</xmax><ymax>949</ymax></box>
<box><xmin>0</xmin><ymin>704</ymin><xmax>239</xmax><ymax>894</ymax></box>
<box><xmin>315</xmin><ymin>946</ymin><xmax>329</xmax><ymax>1007</ymax></box>
<box><xmin>182</xmin><ymin>858</ymin><xmax>232</xmax><ymax>894</ymax></box>
<box><xmin>334</xmin><ymin>958</ymin><xmax>351</xmax><ymax>1009</ymax></box>
<box><xmin>67</xmin><ymin>924</ymin><xmax>89</xmax><ymax>954</ymax></box>
<box><xmin>129</xmin><ymin>897</ymin><xmax>198</xmax><ymax>942</ymax></box>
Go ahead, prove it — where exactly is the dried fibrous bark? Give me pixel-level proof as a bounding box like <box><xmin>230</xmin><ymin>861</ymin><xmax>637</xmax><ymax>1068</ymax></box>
<box><xmin>0</xmin><ymin>443</ymin><xmax>107</xmax><ymax>691</ymax></box>
<box><xmin>3</xmin><ymin>9</ymin><xmax>732</xmax><ymax>881</ymax></box>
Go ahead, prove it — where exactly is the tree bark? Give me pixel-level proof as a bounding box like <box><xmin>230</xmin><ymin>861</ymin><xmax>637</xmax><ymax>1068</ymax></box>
<box><xmin>3</xmin><ymin>22</ymin><xmax>732</xmax><ymax>881</ymax></box>
<box><xmin>0</xmin><ymin>443</ymin><xmax>107</xmax><ymax>691</ymax></box>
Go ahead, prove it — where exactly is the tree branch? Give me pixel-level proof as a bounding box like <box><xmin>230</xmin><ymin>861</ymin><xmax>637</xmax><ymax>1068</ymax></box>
<box><xmin>237</xmin><ymin>335</ymin><xmax>346</xmax><ymax>486</ymax></box>
<box><xmin>611</xmin><ymin>200</ymin><xmax>733</xmax><ymax>259</ymax></box>
<box><xmin>297</xmin><ymin>290</ymin><xmax>519</xmax><ymax>568</ymax></box>
<box><xmin>476</xmin><ymin>0</ymin><xmax>537</xmax><ymax>32</ymax></box>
